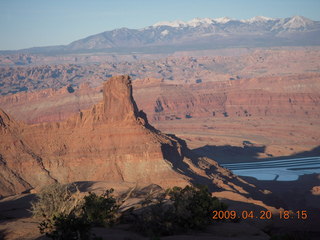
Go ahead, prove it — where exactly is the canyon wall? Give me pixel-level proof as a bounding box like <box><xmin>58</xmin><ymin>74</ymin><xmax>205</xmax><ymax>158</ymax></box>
<box><xmin>0</xmin><ymin>76</ymin><xmax>251</xmax><ymax>198</ymax></box>
<box><xmin>1</xmin><ymin>73</ymin><xmax>319</xmax><ymax>124</ymax></box>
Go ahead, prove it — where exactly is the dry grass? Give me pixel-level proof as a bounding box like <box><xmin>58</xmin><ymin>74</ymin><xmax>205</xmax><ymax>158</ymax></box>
<box><xmin>30</xmin><ymin>183</ymin><xmax>84</xmax><ymax>219</ymax></box>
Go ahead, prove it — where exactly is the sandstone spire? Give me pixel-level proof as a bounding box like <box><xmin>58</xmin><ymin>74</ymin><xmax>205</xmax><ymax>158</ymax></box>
<box><xmin>0</xmin><ymin>75</ymin><xmax>253</xmax><ymax>198</ymax></box>
<box><xmin>102</xmin><ymin>75</ymin><xmax>139</xmax><ymax>122</ymax></box>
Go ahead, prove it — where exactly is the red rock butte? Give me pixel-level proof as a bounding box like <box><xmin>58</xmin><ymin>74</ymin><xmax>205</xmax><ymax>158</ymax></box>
<box><xmin>0</xmin><ymin>75</ymin><xmax>253</xmax><ymax>198</ymax></box>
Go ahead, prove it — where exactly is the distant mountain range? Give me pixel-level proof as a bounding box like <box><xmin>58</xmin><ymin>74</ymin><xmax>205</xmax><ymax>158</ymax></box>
<box><xmin>2</xmin><ymin>16</ymin><xmax>320</xmax><ymax>54</ymax></box>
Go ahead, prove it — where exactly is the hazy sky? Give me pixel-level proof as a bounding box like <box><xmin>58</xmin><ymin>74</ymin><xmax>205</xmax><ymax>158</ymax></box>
<box><xmin>1</xmin><ymin>0</ymin><xmax>319</xmax><ymax>50</ymax></box>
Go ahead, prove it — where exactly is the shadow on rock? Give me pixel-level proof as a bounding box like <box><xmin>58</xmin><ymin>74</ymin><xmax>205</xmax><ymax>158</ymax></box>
<box><xmin>0</xmin><ymin>194</ymin><xmax>36</xmax><ymax>221</ymax></box>
<box><xmin>193</xmin><ymin>144</ymin><xmax>320</xmax><ymax>164</ymax></box>
<box><xmin>0</xmin><ymin>229</ymin><xmax>8</xmax><ymax>240</ymax></box>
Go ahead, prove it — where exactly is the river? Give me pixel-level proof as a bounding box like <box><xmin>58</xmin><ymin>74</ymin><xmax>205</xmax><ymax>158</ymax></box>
<box><xmin>221</xmin><ymin>156</ymin><xmax>320</xmax><ymax>181</ymax></box>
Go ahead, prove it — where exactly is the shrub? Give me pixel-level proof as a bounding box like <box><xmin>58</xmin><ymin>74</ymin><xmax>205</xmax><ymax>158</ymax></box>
<box><xmin>83</xmin><ymin>188</ymin><xmax>120</xmax><ymax>227</ymax></box>
<box><xmin>133</xmin><ymin>185</ymin><xmax>228</xmax><ymax>237</ymax></box>
<box><xmin>133</xmin><ymin>203</ymin><xmax>175</xmax><ymax>237</ymax></box>
<box><xmin>31</xmin><ymin>183</ymin><xmax>89</xmax><ymax>239</ymax></box>
<box><xmin>30</xmin><ymin>183</ymin><xmax>84</xmax><ymax>220</ymax></box>
<box><xmin>167</xmin><ymin>185</ymin><xmax>227</xmax><ymax>230</ymax></box>
<box><xmin>39</xmin><ymin>213</ymin><xmax>91</xmax><ymax>240</ymax></box>
<box><xmin>31</xmin><ymin>183</ymin><xmax>118</xmax><ymax>240</ymax></box>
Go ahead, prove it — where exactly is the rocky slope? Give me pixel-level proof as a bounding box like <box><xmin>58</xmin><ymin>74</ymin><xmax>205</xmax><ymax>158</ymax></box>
<box><xmin>0</xmin><ymin>75</ymin><xmax>254</xmax><ymax>198</ymax></box>
<box><xmin>0</xmin><ymin>109</ymin><xmax>55</xmax><ymax>196</ymax></box>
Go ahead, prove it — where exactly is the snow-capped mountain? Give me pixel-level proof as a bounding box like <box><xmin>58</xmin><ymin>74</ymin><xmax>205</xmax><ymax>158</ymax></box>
<box><xmin>279</xmin><ymin>16</ymin><xmax>315</xmax><ymax>30</ymax></box>
<box><xmin>152</xmin><ymin>17</ymin><xmax>233</xmax><ymax>27</ymax></box>
<box><xmin>12</xmin><ymin>16</ymin><xmax>320</xmax><ymax>54</ymax></box>
<box><xmin>214</xmin><ymin>17</ymin><xmax>233</xmax><ymax>24</ymax></box>
<box><xmin>149</xmin><ymin>15</ymin><xmax>317</xmax><ymax>31</ymax></box>
<box><xmin>241</xmin><ymin>16</ymin><xmax>275</xmax><ymax>23</ymax></box>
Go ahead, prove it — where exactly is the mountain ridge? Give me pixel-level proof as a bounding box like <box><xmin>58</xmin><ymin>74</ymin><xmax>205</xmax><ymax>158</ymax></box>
<box><xmin>150</xmin><ymin>15</ymin><xmax>312</xmax><ymax>27</ymax></box>
<box><xmin>1</xmin><ymin>16</ymin><xmax>319</xmax><ymax>54</ymax></box>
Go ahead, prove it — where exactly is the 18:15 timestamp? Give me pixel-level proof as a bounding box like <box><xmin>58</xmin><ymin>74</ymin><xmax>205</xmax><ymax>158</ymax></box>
<box><xmin>279</xmin><ymin>210</ymin><xmax>307</xmax><ymax>219</ymax></box>
<box><xmin>212</xmin><ymin>210</ymin><xmax>308</xmax><ymax>220</ymax></box>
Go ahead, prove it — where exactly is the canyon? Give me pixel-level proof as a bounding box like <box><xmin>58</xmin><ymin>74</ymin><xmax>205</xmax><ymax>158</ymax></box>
<box><xmin>1</xmin><ymin>70</ymin><xmax>319</xmax><ymax>158</ymax></box>
<box><xmin>1</xmin><ymin>46</ymin><xmax>319</xmax><ymax>191</ymax></box>
<box><xmin>1</xmin><ymin>9</ymin><xmax>320</xmax><ymax>239</ymax></box>
<box><xmin>0</xmin><ymin>47</ymin><xmax>319</xmax><ymax>239</ymax></box>
<box><xmin>0</xmin><ymin>75</ymin><xmax>257</xmax><ymax>199</ymax></box>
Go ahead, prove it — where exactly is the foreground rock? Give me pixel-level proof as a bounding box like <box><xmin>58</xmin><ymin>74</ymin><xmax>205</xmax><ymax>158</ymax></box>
<box><xmin>0</xmin><ymin>75</ymin><xmax>253</xmax><ymax>198</ymax></box>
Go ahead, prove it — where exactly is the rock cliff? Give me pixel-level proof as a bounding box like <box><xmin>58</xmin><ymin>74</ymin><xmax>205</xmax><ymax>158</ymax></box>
<box><xmin>0</xmin><ymin>109</ymin><xmax>55</xmax><ymax>196</ymax></box>
<box><xmin>0</xmin><ymin>75</ymin><xmax>251</xmax><ymax>198</ymax></box>
<box><xmin>1</xmin><ymin>73</ymin><xmax>319</xmax><ymax>124</ymax></box>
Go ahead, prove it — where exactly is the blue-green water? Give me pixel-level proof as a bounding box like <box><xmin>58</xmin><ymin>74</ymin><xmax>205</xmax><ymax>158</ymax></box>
<box><xmin>221</xmin><ymin>156</ymin><xmax>320</xmax><ymax>181</ymax></box>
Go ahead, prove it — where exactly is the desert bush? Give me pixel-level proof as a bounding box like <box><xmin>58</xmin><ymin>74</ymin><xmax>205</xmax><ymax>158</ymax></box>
<box><xmin>30</xmin><ymin>183</ymin><xmax>84</xmax><ymax>219</ymax></box>
<box><xmin>31</xmin><ymin>183</ymin><xmax>118</xmax><ymax>240</ymax></box>
<box><xmin>31</xmin><ymin>183</ymin><xmax>89</xmax><ymax>239</ymax></box>
<box><xmin>133</xmin><ymin>185</ymin><xmax>228</xmax><ymax>237</ymax></box>
<box><xmin>133</xmin><ymin>203</ymin><xmax>175</xmax><ymax>237</ymax></box>
<box><xmin>83</xmin><ymin>188</ymin><xmax>120</xmax><ymax>227</ymax></box>
<box><xmin>39</xmin><ymin>213</ymin><xmax>91</xmax><ymax>240</ymax></box>
<box><xmin>167</xmin><ymin>185</ymin><xmax>227</xmax><ymax>230</ymax></box>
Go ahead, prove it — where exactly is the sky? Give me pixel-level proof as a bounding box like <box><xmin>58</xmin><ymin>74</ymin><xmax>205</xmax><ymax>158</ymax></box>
<box><xmin>0</xmin><ymin>0</ymin><xmax>319</xmax><ymax>50</ymax></box>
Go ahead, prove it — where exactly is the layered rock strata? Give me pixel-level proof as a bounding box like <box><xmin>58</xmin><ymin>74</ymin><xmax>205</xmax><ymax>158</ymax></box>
<box><xmin>0</xmin><ymin>75</ymin><xmax>250</xmax><ymax>198</ymax></box>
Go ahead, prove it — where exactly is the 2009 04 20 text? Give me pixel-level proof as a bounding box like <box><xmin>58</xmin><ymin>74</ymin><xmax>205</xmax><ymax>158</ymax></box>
<box><xmin>212</xmin><ymin>210</ymin><xmax>308</xmax><ymax>220</ymax></box>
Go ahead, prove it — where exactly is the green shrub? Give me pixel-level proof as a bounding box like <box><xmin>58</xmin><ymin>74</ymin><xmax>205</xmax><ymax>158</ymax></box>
<box><xmin>39</xmin><ymin>213</ymin><xmax>91</xmax><ymax>240</ymax></box>
<box><xmin>83</xmin><ymin>188</ymin><xmax>120</xmax><ymax>227</ymax></box>
<box><xmin>31</xmin><ymin>183</ymin><xmax>118</xmax><ymax>239</ymax></box>
<box><xmin>133</xmin><ymin>185</ymin><xmax>228</xmax><ymax>237</ymax></box>
<box><xmin>31</xmin><ymin>183</ymin><xmax>227</xmax><ymax>239</ymax></box>
<box><xmin>167</xmin><ymin>185</ymin><xmax>227</xmax><ymax>230</ymax></box>
<box><xmin>133</xmin><ymin>203</ymin><xmax>175</xmax><ymax>237</ymax></box>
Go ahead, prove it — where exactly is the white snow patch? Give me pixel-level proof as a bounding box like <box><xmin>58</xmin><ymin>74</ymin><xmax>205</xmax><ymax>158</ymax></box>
<box><xmin>241</xmin><ymin>16</ymin><xmax>275</xmax><ymax>23</ymax></box>
<box><xmin>283</xmin><ymin>16</ymin><xmax>314</xmax><ymax>29</ymax></box>
<box><xmin>271</xmin><ymin>16</ymin><xmax>314</xmax><ymax>31</ymax></box>
<box><xmin>187</xmin><ymin>18</ymin><xmax>214</xmax><ymax>27</ymax></box>
<box><xmin>161</xmin><ymin>29</ymin><xmax>169</xmax><ymax>36</ymax></box>
<box><xmin>151</xmin><ymin>16</ymin><xmax>314</xmax><ymax>29</ymax></box>
<box><xmin>152</xmin><ymin>17</ymin><xmax>233</xmax><ymax>28</ymax></box>
<box><xmin>213</xmin><ymin>17</ymin><xmax>233</xmax><ymax>24</ymax></box>
<box><xmin>153</xmin><ymin>20</ymin><xmax>186</xmax><ymax>28</ymax></box>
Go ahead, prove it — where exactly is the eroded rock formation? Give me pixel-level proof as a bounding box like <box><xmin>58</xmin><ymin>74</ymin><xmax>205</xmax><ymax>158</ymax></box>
<box><xmin>0</xmin><ymin>75</ymin><xmax>252</xmax><ymax>198</ymax></box>
<box><xmin>0</xmin><ymin>109</ymin><xmax>55</xmax><ymax>196</ymax></box>
<box><xmin>1</xmin><ymin>73</ymin><xmax>320</xmax><ymax>124</ymax></box>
